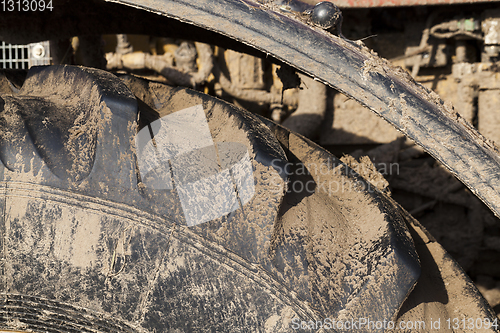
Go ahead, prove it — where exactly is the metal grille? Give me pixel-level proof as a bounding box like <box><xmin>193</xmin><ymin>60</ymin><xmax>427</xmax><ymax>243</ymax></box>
<box><xmin>0</xmin><ymin>41</ymin><xmax>51</xmax><ymax>69</ymax></box>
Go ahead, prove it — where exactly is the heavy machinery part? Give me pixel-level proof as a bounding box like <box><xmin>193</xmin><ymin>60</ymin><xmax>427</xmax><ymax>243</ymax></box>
<box><xmin>0</xmin><ymin>65</ymin><xmax>424</xmax><ymax>332</ymax></box>
<box><xmin>105</xmin><ymin>0</ymin><xmax>500</xmax><ymax>220</ymax></box>
<box><xmin>302</xmin><ymin>0</ymin><xmax>499</xmax><ymax>7</ymax></box>
<box><xmin>0</xmin><ymin>63</ymin><xmax>497</xmax><ymax>333</ymax></box>
<box><xmin>281</xmin><ymin>73</ymin><xmax>328</xmax><ymax>138</ymax></box>
<box><xmin>0</xmin><ymin>0</ymin><xmax>498</xmax><ymax>330</ymax></box>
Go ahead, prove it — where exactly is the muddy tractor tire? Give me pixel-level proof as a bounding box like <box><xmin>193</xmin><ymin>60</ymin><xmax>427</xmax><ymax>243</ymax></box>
<box><xmin>2</xmin><ymin>0</ymin><xmax>500</xmax><ymax>332</ymax></box>
<box><xmin>0</xmin><ymin>65</ymin><xmax>496</xmax><ymax>332</ymax></box>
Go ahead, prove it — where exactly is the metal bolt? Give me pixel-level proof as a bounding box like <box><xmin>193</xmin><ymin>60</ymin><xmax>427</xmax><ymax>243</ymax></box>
<box><xmin>32</xmin><ymin>43</ymin><xmax>45</xmax><ymax>58</ymax></box>
<box><xmin>311</xmin><ymin>2</ymin><xmax>341</xmax><ymax>30</ymax></box>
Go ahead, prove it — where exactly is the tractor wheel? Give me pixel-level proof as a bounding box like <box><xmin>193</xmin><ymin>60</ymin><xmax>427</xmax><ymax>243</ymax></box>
<box><xmin>0</xmin><ymin>65</ymin><xmax>496</xmax><ymax>332</ymax></box>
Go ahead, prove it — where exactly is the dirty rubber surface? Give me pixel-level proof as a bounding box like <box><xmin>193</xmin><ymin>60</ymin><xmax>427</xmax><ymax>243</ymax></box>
<box><xmin>106</xmin><ymin>0</ymin><xmax>500</xmax><ymax>223</ymax></box>
<box><xmin>0</xmin><ymin>66</ymin><xmax>497</xmax><ymax>332</ymax></box>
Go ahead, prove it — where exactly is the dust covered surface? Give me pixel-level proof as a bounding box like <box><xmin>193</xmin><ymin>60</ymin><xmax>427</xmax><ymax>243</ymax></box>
<box><xmin>343</xmin><ymin>136</ymin><xmax>500</xmax><ymax>329</ymax></box>
<box><xmin>263</xmin><ymin>125</ymin><xmax>421</xmax><ymax>326</ymax></box>
<box><xmin>0</xmin><ymin>67</ymin><xmax>311</xmax><ymax>331</ymax></box>
<box><xmin>0</xmin><ymin>66</ymin><xmax>496</xmax><ymax>332</ymax></box>
<box><xmin>389</xmin><ymin>212</ymin><xmax>499</xmax><ymax>333</ymax></box>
